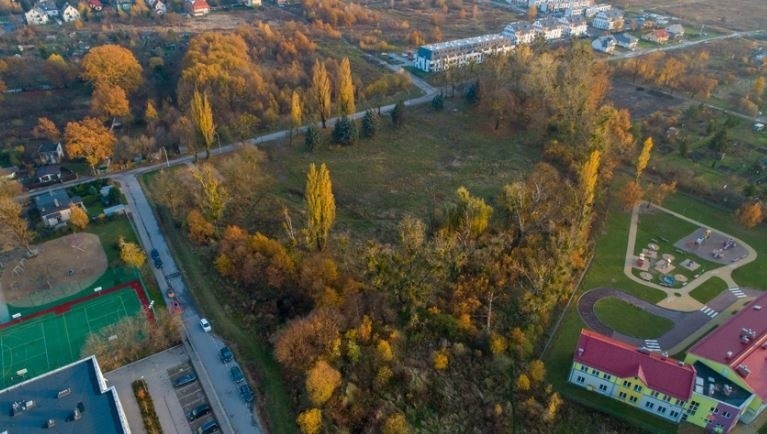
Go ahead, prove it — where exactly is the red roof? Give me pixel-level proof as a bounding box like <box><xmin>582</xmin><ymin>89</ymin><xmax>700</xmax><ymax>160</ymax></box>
<box><xmin>574</xmin><ymin>329</ymin><xmax>695</xmax><ymax>400</ymax></box>
<box><xmin>191</xmin><ymin>0</ymin><xmax>208</xmax><ymax>10</ymax></box>
<box><xmin>689</xmin><ymin>292</ymin><xmax>767</xmax><ymax>400</ymax></box>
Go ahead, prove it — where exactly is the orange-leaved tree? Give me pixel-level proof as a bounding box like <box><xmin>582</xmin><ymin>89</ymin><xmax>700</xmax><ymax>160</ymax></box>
<box><xmin>81</xmin><ymin>44</ymin><xmax>143</xmax><ymax>94</ymax></box>
<box><xmin>64</xmin><ymin>117</ymin><xmax>116</xmax><ymax>175</ymax></box>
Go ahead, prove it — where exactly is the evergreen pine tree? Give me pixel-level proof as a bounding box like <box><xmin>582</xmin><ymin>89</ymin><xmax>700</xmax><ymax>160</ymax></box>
<box><xmin>305</xmin><ymin>125</ymin><xmax>320</xmax><ymax>152</ymax></box>
<box><xmin>362</xmin><ymin>109</ymin><xmax>380</xmax><ymax>138</ymax></box>
<box><xmin>332</xmin><ymin>117</ymin><xmax>357</xmax><ymax>146</ymax></box>
<box><xmin>432</xmin><ymin>93</ymin><xmax>444</xmax><ymax>111</ymax></box>
<box><xmin>391</xmin><ymin>101</ymin><xmax>405</xmax><ymax>128</ymax></box>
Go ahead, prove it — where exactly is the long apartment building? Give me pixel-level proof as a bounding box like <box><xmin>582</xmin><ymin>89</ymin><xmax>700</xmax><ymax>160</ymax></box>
<box><xmin>413</xmin><ymin>34</ymin><xmax>514</xmax><ymax>72</ymax></box>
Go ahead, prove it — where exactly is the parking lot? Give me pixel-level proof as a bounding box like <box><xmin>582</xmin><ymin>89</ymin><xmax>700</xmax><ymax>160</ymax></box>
<box><xmin>169</xmin><ymin>362</ymin><xmax>219</xmax><ymax>433</ymax></box>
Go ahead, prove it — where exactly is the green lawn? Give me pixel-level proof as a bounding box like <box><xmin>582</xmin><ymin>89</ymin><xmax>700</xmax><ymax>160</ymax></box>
<box><xmin>594</xmin><ymin>297</ymin><xmax>674</xmax><ymax>339</ymax></box>
<box><xmin>689</xmin><ymin>276</ymin><xmax>729</xmax><ymax>304</ymax></box>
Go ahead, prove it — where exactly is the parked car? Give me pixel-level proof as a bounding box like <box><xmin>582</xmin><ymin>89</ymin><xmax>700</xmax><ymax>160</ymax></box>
<box><xmin>230</xmin><ymin>365</ymin><xmax>245</xmax><ymax>383</ymax></box>
<box><xmin>239</xmin><ymin>383</ymin><xmax>254</xmax><ymax>403</ymax></box>
<box><xmin>187</xmin><ymin>403</ymin><xmax>212</xmax><ymax>421</ymax></box>
<box><xmin>196</xmin><ymin>420</ymin><xmax>220</xmax><ymax>434</ymax></box>
<box><xmin>153</xmin><ymin>257</ymin><xmax>163</xmax><ymax>269</ymax></box>
<box><xmin>219</xmin><ymin>346</ymin><xmax>233</xmax><ymax>363</ymax></box>
<box><xmin>174</xmin><ymin>373</ymin><xmax>197</xmax><ymax>388</ymax></box>
<box><xmin>150</xmin><ymin>249</ymin><xmax>160</xmax><ymax>260</ymax></box>
<box><xmin>200</xmin><ymin>318</ymin><xmax>212</xmax><ymax>333</ymax></box>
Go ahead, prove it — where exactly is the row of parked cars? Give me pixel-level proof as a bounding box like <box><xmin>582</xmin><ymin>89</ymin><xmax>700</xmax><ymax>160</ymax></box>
<box><xmin>219</xmin><ymin>346</ymin><xmax>254</xmax><ymax>403</ymax></box>
<box><xmin>172</xmin><ymin>370</ymin><xmax>220</xmax><ymax>434</ymax></box>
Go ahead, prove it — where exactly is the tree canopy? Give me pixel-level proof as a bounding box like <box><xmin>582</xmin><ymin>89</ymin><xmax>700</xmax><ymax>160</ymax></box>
<box><xmin>81</xmin><ymin>45</ymin><xmax>143</xmax><ymax>94</ymax></box>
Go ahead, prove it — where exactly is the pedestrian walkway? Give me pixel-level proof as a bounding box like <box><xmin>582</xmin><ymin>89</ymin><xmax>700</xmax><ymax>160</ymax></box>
<box><xmin>699</xmin><ymin>305</ymin><xmax>719</xmax><ymax>318</ymax></box>
<box><xmin>730</xmin><ymin>287</ymin><xmax>747</xmax><ymax>299</ymax></box>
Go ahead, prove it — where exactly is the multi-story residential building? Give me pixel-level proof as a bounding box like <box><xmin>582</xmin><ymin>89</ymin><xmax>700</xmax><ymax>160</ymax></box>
<box><xmin>571</xmin><ymin>292</ymin><xmax>767</xmax><ymax>433</ymax></box>
<box><xmin>533</xmin><ymin>17</ymin><xmax>567</xmax><ymax>40</ymax></box>
<box><xmin>584</xmin><ymin>3</ymin><xmax>611</xmax><ymax>17</ymax></box>
<box><xmin>591</xmin><ymin>9</ymin><xmax>624</xmax><ymax>31</ymax></box>
<box><xmin>561</xmin><ymin>16</ymin><xmax>588</xmax><ymax>37</ymax></box>
<box><xmin>502</xmin><ymin>21</ymin><xmax>538</xmax><ymax>45</ymax></box>
<box><xmin>516</xmin><ymin>0</ymin><xmax>591</xmax><ymax>10</ymax></box>
<box><xmin>413</xmin><ymin>34</ymin><xmax>514</xmax><ymax>72</ymax></box>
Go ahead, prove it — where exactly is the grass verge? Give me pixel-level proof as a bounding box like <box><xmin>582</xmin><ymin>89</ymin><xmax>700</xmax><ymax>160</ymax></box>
<box><xmin>689</xmin><ymin>276</ymin><xmax>729</xmax><ymax>304</ymax></box>
<box><xmin>593</xmin><ymin>297</ymin><xmax>674</xmax><ymax>339</ymax></box>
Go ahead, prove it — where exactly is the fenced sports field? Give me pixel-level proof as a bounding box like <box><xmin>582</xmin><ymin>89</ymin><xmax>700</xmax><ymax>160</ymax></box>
<box><xmin>0</xmin><ymin>280</ymin><xmax>149</xmax><ymax>388</ymax></box>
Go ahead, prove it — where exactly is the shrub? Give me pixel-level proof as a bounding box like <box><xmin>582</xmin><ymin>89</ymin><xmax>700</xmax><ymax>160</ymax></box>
<box><xmin>132</xmin><ymin>379</ymin><xmax>162</xmax><ymax>434</ymax></box>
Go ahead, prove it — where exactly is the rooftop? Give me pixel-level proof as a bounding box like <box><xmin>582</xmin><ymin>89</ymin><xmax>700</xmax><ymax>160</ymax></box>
<box><xmin>574</xmin><ymin>329</ymin><xmax>695</xmax><ymax>400</ymax></box>
<box><xmin>37</xmin><ymin>142</ymin><xmax>60</xmax><ymax>154</ymax></box>
<box><xmin>692</xmin><ymin>361</ymin><xmax>752</xmax><ymax>408</ymax></box>
<box><xmin>421</xmin><ymin>34</ymin><xmax>512</xmax><ymax>52</ymax></box>
<box><xmin>33</xmin><ymin>189</ymin><xmax>81</xmax><ymax>216</ymax></box>
<box><xmin>0</xmin><ymin>356</ymin><xmax>129</xmax><ymax>434</ymax></box>
<box><xmin>690</xmin><ymin>292</ymin><xmax>767</xmax><ymax>400</ymax></box>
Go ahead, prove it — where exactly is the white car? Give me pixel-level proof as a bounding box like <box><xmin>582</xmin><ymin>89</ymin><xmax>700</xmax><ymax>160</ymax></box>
<box><xmin>200</xmin><ymin>318</ymin><xmax>212</xmax><ymax>333</ymax></box>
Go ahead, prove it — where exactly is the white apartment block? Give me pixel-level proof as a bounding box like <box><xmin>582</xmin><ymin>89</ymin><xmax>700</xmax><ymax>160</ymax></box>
<box><xmin>414</xmin><ymin>34</ymin><xmax>515</xmax><ymax>72</ymax></box>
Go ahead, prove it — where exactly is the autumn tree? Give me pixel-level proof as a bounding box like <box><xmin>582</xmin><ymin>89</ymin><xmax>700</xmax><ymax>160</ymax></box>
<box><xmin>337</xmin><ymin>57</ymin><xmax>355</xmax><ymax>115</ymax></box>
<box><xmin>751</xmin><ymin>76</ymin><xmax>765</xmax><ymax>103</ymax></box>
<box><xmin>68</xmin><ymin>204</ymin><xmax>89</xmax><ymax>231</ymax></box>
<box><xmin>186</xmin><ymin>209</ymin><xmax>215</xmax><ymax>244</ymax></box>
<box><xmin>64</xmin><ymin>117</ymin><xmax>116</xmax><ymax>175</ymax></box>
<box><xmin>290</xmin><ymin>90</ymin><xmax>303</xmax><ymax>145</ymax></box>
<box><xmin>635</xmin><ymin>137</ymin><xmax>654</xmax><ymax>182</ymax></box>
<box><xmin>32</xmin><ymin>117</ymin><xmax>60</xmax><ymax>141</ymax></box>
<box><xmin>119</xmin><ymin>236</ymin><xmax>146</xmax><ymax>268</ymax></box>
<box><xmin>297</xmin><ymin>408</ymin><xmax>322</xmax><ymax>434</ymax></box>
<box><xmin>620</xmin><ymin>180</ymin><xmax>644</xmax><ymax>211</ymax></box>
<box><xmin>190</xmin><ymin>90</ymin><xmax>216</xmax><ymax>160</ymax></box>
<box><xmin>311</xmin><ymin>59</ymin><xmax>332</xmax><ymax>128</ymax></box>
<box><xmin>449</xmin><ymin>186</ymin><xmax>492</xmax><ymax>237</ymax></box>
<box><xmin>736</xmin><ymin>201</ymin><xmax>763</xmax><ymax>229</ymax></box>
<box><xmin>382</xmin><ymin>413</ymin><xmax>411</xmax><ymax>434</ymax></box>
<box><xmin>305</xmin><ymin>163</ymin><xmax>336</xmax><ymax>251</ymax></box>
<box><xmin>81</xmin><ymin>45</ymin><xmax>143</xmax><ymax>94</ymax></box>
<box><xmin>305</xmin><ymin>359</ymin><xmax>341</xmax><ymax>406</ymax></box>
<box><xmin>145</xmin><ymin>100</ymin><xmax>159</xmax><ymax>126</ymax></box>
<box><xmin>0</xmin><ymin>181</ymin><xmax>34</xmax><ymax>253</ymax></box>
<box><xmin>189</xmin><ymin>163</ymin><xmax>229</xmax><ymax>222</ymax></box>
<box><xmin>91</xmin><ymin>84</ymin><xmax>130</xmax><ymax>130</ymax></box>
<box><xmin>645</xmin><ymin>180</ymin><xmax>677</xmax><ymax>206</ymax></box>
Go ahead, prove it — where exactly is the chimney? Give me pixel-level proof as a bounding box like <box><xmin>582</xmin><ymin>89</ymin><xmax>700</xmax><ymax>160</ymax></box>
<box><xmin>725</xmin><ymin>351</ymin><xmax>733</xmax><ymax>359</ymax></box>
<box><xmin>72</xmin><ymin>407</ymin><xmax>81</xmax><ymax>421</ymax></box>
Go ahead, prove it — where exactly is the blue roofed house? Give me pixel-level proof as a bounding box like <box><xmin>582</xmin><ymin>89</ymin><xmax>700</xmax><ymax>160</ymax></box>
<box><xmin>33</xmin><ymin>189</ymin><xmax>86</xmax><ymax>228</ymax></box>
<box><xmin>38</xmin><ymin>142</ymin><xmax>64</xmax><ymax>165</ymax></box>
<box><xmin>615</xmin><ymin>33</ymin><xmax>638</xmax><ymax>50</ymax></box>
<box><xmin>0</xmin><ymin>356</ymin><xmax>130</xmax><ymax>434</ymax></box>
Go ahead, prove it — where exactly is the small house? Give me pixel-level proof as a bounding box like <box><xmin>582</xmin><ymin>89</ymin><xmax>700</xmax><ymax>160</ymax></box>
<box><xmin>35</xmin><ymin>165</ymin><xmax>63</xmax><ymax>184</ymax></box>
<box><xmin>643</xmin><ymin>29</ymin><xmax>669</xmax><ymax>44</ymax></box>
<box><xmin>615</xmin><ymin>33</ymin><xmax>638</xmax><ymax>50</ymax></box>
<box><xmin>185</xmin><ymin>0</ymin><xmax>210</xmax><ymax>16</ymax></box>
<box><xmin>25</xmin><ymin>7</ymin><xmax>49</xmax><ymax>25</ymax></box>
<box><xmin>154</xmin><ymin>1</ymin><xmax>166</xmax><ymax>14</ymax></box>
<box><xmin>666</xmin><ymin>24</ymin><xmax>685</xmax><ymax>39</ymax></box>
<box><xmin>61</xmin><ymin>3</ymin><xmax>80</xmax><ymax>22</ymax></box>
<box><xmin>38</xmin><ymin>142</ymin><xmax>64</xmax><ymax>165</ymax></box>
<box><xmin>88</xmin><ymin>0</ymin><xmax>103</xmax><ymax>11</ymax></box>
<box><xmin>33</xmin><ymin>190</ymin><xmax>86</xmax><ymax>227</ymax></box>
<box><xmin>592</xmin><ymin>35</ymin><xmax>616</xmax><ymax>54</ymax></box>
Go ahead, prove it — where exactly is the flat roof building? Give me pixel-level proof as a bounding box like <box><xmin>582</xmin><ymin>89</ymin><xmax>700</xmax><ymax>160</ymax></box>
<box><xmin>0</xmin><ymin>356</ymin><xmax>130</xmax><ymax>434</ymax></box>
<box><xmin>414</xmin><ymin>34</ymin><xmax>514</xmax><ymax>72</ymax></box>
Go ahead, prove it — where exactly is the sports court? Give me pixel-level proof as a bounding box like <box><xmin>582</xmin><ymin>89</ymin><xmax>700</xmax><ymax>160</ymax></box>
<box><xmin>0</xmin><ymin>280</ymin><xmax>149</xmax><ymax>388</ymax></box>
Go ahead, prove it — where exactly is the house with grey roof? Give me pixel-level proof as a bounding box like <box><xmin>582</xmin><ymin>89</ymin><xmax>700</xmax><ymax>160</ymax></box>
<box><xmin>33</xmin><ymin>189</ymin><xmax>86</xmax><ymax>227</ymax></box>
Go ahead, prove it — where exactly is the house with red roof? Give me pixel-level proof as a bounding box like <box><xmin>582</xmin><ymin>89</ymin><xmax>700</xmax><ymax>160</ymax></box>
<box><xmin>570</xmin><ymin>329</ymin><xmax>755</xmax><ymax>433</ymax></box>
<box><xmin>185</xmin><ymin>0</ymin><xmax>210</xmax><ymax>16</ymax></box>
<box><xmin>686</xmin><ymin>291</ymin><xmax>767</xmax><ymax>429</ymax></box>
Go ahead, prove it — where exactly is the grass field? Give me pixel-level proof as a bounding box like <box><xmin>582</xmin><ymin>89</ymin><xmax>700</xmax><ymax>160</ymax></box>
<box><xmin>0</xmin><ymin>282</ymin><xmax>145</xmax><ymax>388</ymax></box>
<box><xmin>690</xmin><ymin>276</ymin><xmax>729</xmax><ymax>304</ymax></box>
<box><xmin>594</xmin><ymin>297</ymin><xmax>674</xmax><ymax>339</ymax></box>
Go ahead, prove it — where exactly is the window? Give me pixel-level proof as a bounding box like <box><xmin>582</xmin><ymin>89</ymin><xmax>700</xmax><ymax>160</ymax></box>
<box><xmin>651</xmin><ymin>391</ymin><xmax>659</xmax><ymax>398</ymax></box>
<box><xmin>576</xmin><ymin>376</ymin><xmax>585</xmax><ymax>383</ymax></box>
<box><xmin>658</xmin><ymin>406</ymin><xmax>667</xmax><ymax>415</ymax></box>
<box><xmin>580</xmin><ymin>365</ymin><xmax>588</xmax><ymax>372</ymax></box>
<box><xmin>681</xmin><ymin>413</ymin><xmax>688</xmax><ymax>421</ymax></box>
<box><xmin>723</xmin><ymin>411</ymin><xmax>731</xmax><ymax>419</ymax></box>
<box><xmin>623</xmin><ymin>380</ymin><xmax>631</xmax><ymax>387</ymax></box>
<box><xmin>670</xmin><ymin>411</ymin><xmax>679</xmax><ymax>419</ymax></box>
<box><xmin>602</xmin><ymin>373</ymin><xmax>612</xmax><ymax>380</ymax></box>
<box><xmin>591</xmin><ymin>368</ymin><xmax>598</xmax><ymax>375</ymax></box>
<box><xmin>619</xmin><ymin>392</ymin><xmax>627</xmax><ymax>399</ymax></box>
<box><xmin>663</xmin><ymin>395</ymin><xmax>671</xmax><ymax>402</ymax></box>
<box><xmin>629</xmin><ymin>396</ymin><xmax>638</xmax><ymax>403</ymax></box>
<box><xmin>633</xmin><ymin>385</ymin><xmax>643</xmax><ymax>392</ymax></box>
<box><xmin>713</xmin><ymin>408</ymin><xmax>719</xmax><ymax>415</ymax></box>
<box><xmin>599</xmin><ymin>384</ymin><xmax>608</xmax><ymax>392</ymax></box>
<box><xmin>645</xmin><ymin>402</ymin><xmax>655</xmax><ymax>410</ymax></box>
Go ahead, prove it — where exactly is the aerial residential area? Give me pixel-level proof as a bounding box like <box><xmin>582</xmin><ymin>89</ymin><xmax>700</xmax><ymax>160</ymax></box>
<box><xmin>0</xmin><ymin>0</ymin><xmax>765</xmax><ymax>432</ymax></box>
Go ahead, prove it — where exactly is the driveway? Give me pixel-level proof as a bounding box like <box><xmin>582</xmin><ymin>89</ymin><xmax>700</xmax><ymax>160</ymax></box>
<box><xmin>105</xmin><ymin>345</ymin><xmax>191</xmax><ymax>434</ymax></box>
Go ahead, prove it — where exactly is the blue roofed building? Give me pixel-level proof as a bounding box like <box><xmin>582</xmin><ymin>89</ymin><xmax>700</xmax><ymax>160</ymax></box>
<box><xmin>0</xmin><ymin>356</ymin><xmax>130</xmax><ymax>433</ymax></box>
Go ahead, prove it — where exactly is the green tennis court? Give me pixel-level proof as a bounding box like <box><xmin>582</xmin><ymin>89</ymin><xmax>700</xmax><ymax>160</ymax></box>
<box><xmin>0</xmin><ymin>285</ymin><xmax>142</xmax><ymax>388</ymax></box>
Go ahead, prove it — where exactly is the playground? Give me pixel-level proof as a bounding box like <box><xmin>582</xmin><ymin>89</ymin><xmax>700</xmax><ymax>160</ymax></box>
<box><xmin>0</xmin><ymin>280</ymin><xmax>148</xmax><ymax>388</ymax></box>
<box><xmin>0</xmin><ymin>233</ymin><xmax>108</xmax><ymax>308</ymax></box>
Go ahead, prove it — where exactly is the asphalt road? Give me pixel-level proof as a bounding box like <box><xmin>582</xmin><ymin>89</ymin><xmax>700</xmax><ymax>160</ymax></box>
<box><xmin>115</xmin><ymin>173</ymin><xmax>263</xmax><ymax>434</ymax></box>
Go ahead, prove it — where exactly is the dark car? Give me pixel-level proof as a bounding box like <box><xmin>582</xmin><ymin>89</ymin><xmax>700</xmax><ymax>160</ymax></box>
<box><xmin>230</xmin><ymin>365</ymin><xmax>244</xmax><ymax>384</ymax></box>
<box><xmin>187</xmin><ymin>403</ymin><xmax>211</xmax><ymax>421</ymax></box>
<box><xmin>150</xmin><ymin>249</ymin><xmax>160</xmax><ymax>260</ymax></box>
<box><xmin>219</xmin><ymin>346</ymin><xmax>233</xmax><ymax>363</ymax></box>
<box><xmin>239</xmin><ymin>383</ymin><xmax>254</xmax><ymax>403</ymax></box>
<box><xmin>153</xmin><ymin>257</ymin><xmax>163</xmax><ymax>269</ymax></box>
<box><xmin>196</xmin><ymin>420</ymin><xmax>219</xmax><ymax>434</ymax></box>
<box><xmin>174</xmin><ymin>373</ymin><xmax>197</xmax><ymax>388</ymax></box>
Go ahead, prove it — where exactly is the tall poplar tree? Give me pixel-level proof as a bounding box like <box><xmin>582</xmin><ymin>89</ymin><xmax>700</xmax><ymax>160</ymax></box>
<box><xmin>305</xmin><ymin>163</ymin><xmax>336</xmax><ymax>251</ymax></box>
<box><xmin>290</xmin><ymin>90</ymin><xmax>303</xmax><ymax>145</ymax></box>
<box><xmin>635</xmin><ymin>137</ymin><xmax>654</xmax><ymax>181</ymax></box>
<box><xmin>190</xmin><ymin>90</ymin><xmax>216</xmax><ymax>160</ymax></box>
<box><xmin>337</xmin><ymin>57</ymin><xmax>355</xmax><ymax>116</ymax></box>
<box><xmin>311</xmin><ymin>60</ymin><xmax>332</xmax><ymax>128</ymax></box>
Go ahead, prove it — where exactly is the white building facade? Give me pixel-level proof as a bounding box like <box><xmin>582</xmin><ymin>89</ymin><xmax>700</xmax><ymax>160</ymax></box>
<box><xmin>414</xmin><ymin>34</ymin><xmax>515</xmax><ymax>72</ymax></box>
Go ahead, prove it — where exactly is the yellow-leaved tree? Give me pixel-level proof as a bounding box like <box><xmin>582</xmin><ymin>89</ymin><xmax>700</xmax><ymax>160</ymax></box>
<box><xmin>305</xmin><ymin>359</ymin><xmax>341</xmax><ymax>406</ymax></box>
<box><xmin>0</xmin><ymin>180</ymin><xmax>34</xmax><ymax>254</ymax></box>
<box><xmin>310</xmin><ymin>59</ymin><xmax>331</xmax><ymax>128</ymax></box>
<box><xmin>337</xmin><ymin>57</ymin><xmax>355</xmax><ymax>116</ymax></box>
<box><xmin>68</xmin><ymin>204</ymin><xmax>89</xmax><ymax>231</ymax></box>
<box><xmin>119</xmin><ymin>236</ymin><xmax>146</xmax><ymax>268</ymax></box>
<box><xmin>305</xmin><ymin>163</ymin><xmax>336</xmax><ymax>251</ymax></box>
<box><xmin>91</xmin><ymin>84</ymin><xmax>130</xmax><ymax>130</ymax></box>
<box><xmin>64</xmin><ymin>117</ymin><xmax>116</xmax><ymax>175</ymax></box>
<box><xmin>736</xmin><ymin>201</ymin><xmax>764</xmax><ymax>229</ymax></box>
<box><xmin>290</xmin><ymin>90</ymin><xmax>303</xmax><ymax>145</ymax></box>
<box><xmin>32</xmin><ymin>117</ymin><xmax>60</xmax><ymax>141</ymax></box>
<box><xmin>81</xmin><ymin>44</ymin><xmax>143</xmax><ymax>94</ymax></box>
<box><xmin>635</xmin><ymin>137</ymin><xmax>654</xmax><ymax>182</ymax></box>
<box><xmin>296</xmin><ymin>408</ymin><xmax>322</xmax><ymax>434</ymax></box>
<box><xmin>189</xmin><ymin>90</ymin><xmax>216</xmax><ymax>160</ymax></box>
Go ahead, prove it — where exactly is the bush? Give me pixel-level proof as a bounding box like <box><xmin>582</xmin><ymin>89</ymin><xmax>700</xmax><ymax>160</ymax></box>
<box><xmin>431</xmin><ymin>93</ymin><xmax>444</xmax><ymax>111</ymax></box>
<box><xmin>361</xmin><ymin>109</ymin><xmax>380</xmax><ymax>138</ymax></box>
<box><xmin>132</xmin><ymin>379</ymin><xmax>162</xmax><ymax>434</ymax></box>
<box><xmin>305</xmin><ymin>125</ymin><xmax>320</xmax><ymax>152</ymax></box>
<box><xmin>391</xmin><ymin>101</ymin><xmax>405</xmax><ymax>128</ymax></box>
<box><xmin>331</xmin><ymin>116</ymin><xmax>357</xmax><ymax>146</ymax></box>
